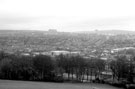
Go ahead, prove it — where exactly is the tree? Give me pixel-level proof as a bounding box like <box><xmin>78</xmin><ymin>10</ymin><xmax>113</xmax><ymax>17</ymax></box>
<box><xmin>11</xmin><ymin>56</ymin><xmax>35</xmax><ymax>80</ymax></box>
<box><xmin>0</xmin><ymin>58</ymin><xmax>12</xmax><ymax>79</ymax></box>
<box><xmin>33</xmin><ymin>55</ymin><xmax>54</xmax><ymax>81</ymax></box>
<box><xmin>56</xmin><ymin>55</ymin><xmax>87</xmax><ymax>81</ymax></box>
<box><xmin>0</xmin><ymin>51</ymin><xmax>8</xmax><ymax>61</ymax></box>
<box><xmin>72</xmin><ymin>55</ymin><xmax>86</xmax><ymax>81</ymax></box>
<box><xmin>110</xmin><ymin>55</ymin><xmax>129</xmax><ymax>81</ymax></box>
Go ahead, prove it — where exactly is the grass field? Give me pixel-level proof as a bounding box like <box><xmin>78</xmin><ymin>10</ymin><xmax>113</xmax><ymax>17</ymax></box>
<box><xmin>0</xmin><ymin>80</ymin><xmax>123</xmax><ymax>89</ymax></box>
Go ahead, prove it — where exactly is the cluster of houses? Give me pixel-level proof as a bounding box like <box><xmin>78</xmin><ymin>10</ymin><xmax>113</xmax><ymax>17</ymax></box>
<box><xmin>19</xmin><ymin>50</ymin><xmax>81</xmax><ymax>57</ymax></box>
<box><xmin>15</xmin><ymin>47</ymin><xmax>135</xmax><ymax>61</ymax></box>
<box><xmin>2</xmin><ymin>46</ymin><xmax>135</xmax><ymax>82</ymax></box>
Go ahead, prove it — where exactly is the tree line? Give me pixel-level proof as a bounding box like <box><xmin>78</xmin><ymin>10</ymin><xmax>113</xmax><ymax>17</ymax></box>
<box><xmin>0</xmin><ymin>51</ymin><xmax>135</xmax><ymax>83</ymax></box>
<box><xmin>0</xmin><ymin>51</ymin><xmax>106</xmax><ymax>82</ymax></box>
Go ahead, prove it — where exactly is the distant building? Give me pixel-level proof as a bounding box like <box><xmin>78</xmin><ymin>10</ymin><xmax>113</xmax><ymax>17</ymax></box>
<box><xmin>95</xmin><ymin>29</ymin><xmax>99</xmax><ymax>32</ymax></box>
<box><xmin>48</xmin><ymin>29</ymin><xmax>57</xmax><ymax>33</ymax></box>
<box><xmin>20</xmin><ymin>53</ymin><xmax>30</xmax><ymax>56</ymax></box>
<box><xmin>50</xmin><ymin>50</ymin><xmax>80</xmax><ymax>57</ymax></box>
<box><xmin>32</xmin><ymin>52</ymin><xmax>40</xmax><ymax>56</ymax></box>
<box><xmin>111</xmin><ymin>47</ymin><xmax>135</xmax><ymax>53</ymax></box>
<box><xmin>40</xmin><ymin>52</ymin><xmax>51</xmax><ymax>55</ymax></box>
<box><xmin>50</xmin><ymin>50</ymin><xmax>70</xmax><ymax>56</ymax></box>
<box><xmin>70</xmin><ymin>51</ymin><xmax>80</xmax><ymax>56</ymax></box>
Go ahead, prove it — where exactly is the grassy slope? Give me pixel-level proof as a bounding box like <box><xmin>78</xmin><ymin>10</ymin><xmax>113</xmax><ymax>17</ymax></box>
<box><xmin>0</xmin><ymin>80</ymin><xmax>123</xmax><ymax>89</ymax></box>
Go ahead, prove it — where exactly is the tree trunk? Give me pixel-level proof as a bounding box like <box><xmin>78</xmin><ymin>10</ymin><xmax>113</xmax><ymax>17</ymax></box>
<box><xmin>86</xmin><ymin>68</ymin><xmax>88</xmax><ymax>81</ymax></box>
<box><xmin>90</xmin><ymin>69</ymin><xmax>92</xmax><ymax>82</ymax></box>
<box><xmin>72</xmin><ymin>68</ymin><xmax>73</xmax><ymax>80</ymax></box>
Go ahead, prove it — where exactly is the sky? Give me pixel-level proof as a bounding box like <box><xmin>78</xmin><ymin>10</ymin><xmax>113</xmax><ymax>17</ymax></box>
<box><xmin>0</xmin><ymin>0</ymin><xmax>135</xmax><ymax>32</ymax></box>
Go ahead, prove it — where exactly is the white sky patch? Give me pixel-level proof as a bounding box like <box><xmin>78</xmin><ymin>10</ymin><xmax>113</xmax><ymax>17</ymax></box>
<box><xmin>0</xmin><ymin>0</ymin><xmax>135</xmax><ymax>32</ymax></box>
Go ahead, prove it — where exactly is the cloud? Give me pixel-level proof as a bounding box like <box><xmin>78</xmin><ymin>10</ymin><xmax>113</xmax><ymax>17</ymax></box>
<box><xmin>62</xmin><ymin>17</ymin><xmax>135</xmax><ymax>31</ymax></box>
<box><xmin>0</xmin><ymin>0</ymin><xmax>135</xmax><ymax>31</ymax></box>
<box><xmin>0</xmin><ymin>16</ymin><xmax>135</xmax><ymax>31</ymax></box>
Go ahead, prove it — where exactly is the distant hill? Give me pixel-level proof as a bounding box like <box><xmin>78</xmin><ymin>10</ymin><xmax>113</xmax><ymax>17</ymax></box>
<box><xmin>95</xmin><ymin>30</ymin><xmax>135</xmax><ymax>35</ymax></box>
<box><xmin>77</xmin><ymin>30</ymin><xmax>135</xmax><ymax>35</ymax></box>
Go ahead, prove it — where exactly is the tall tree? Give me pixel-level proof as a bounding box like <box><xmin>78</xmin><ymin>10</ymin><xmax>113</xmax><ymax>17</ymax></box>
<box><xmin>33</xmin><ymin>55</ymin><xmax>54</xmax><ymax>81</ymax></box>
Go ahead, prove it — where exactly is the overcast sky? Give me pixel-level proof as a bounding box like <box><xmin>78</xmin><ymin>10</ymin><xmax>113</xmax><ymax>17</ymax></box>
<box><xmin>0</xmin><ymin>0</ymin><xmax>135</xmax><ymax>32</ymax></box>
